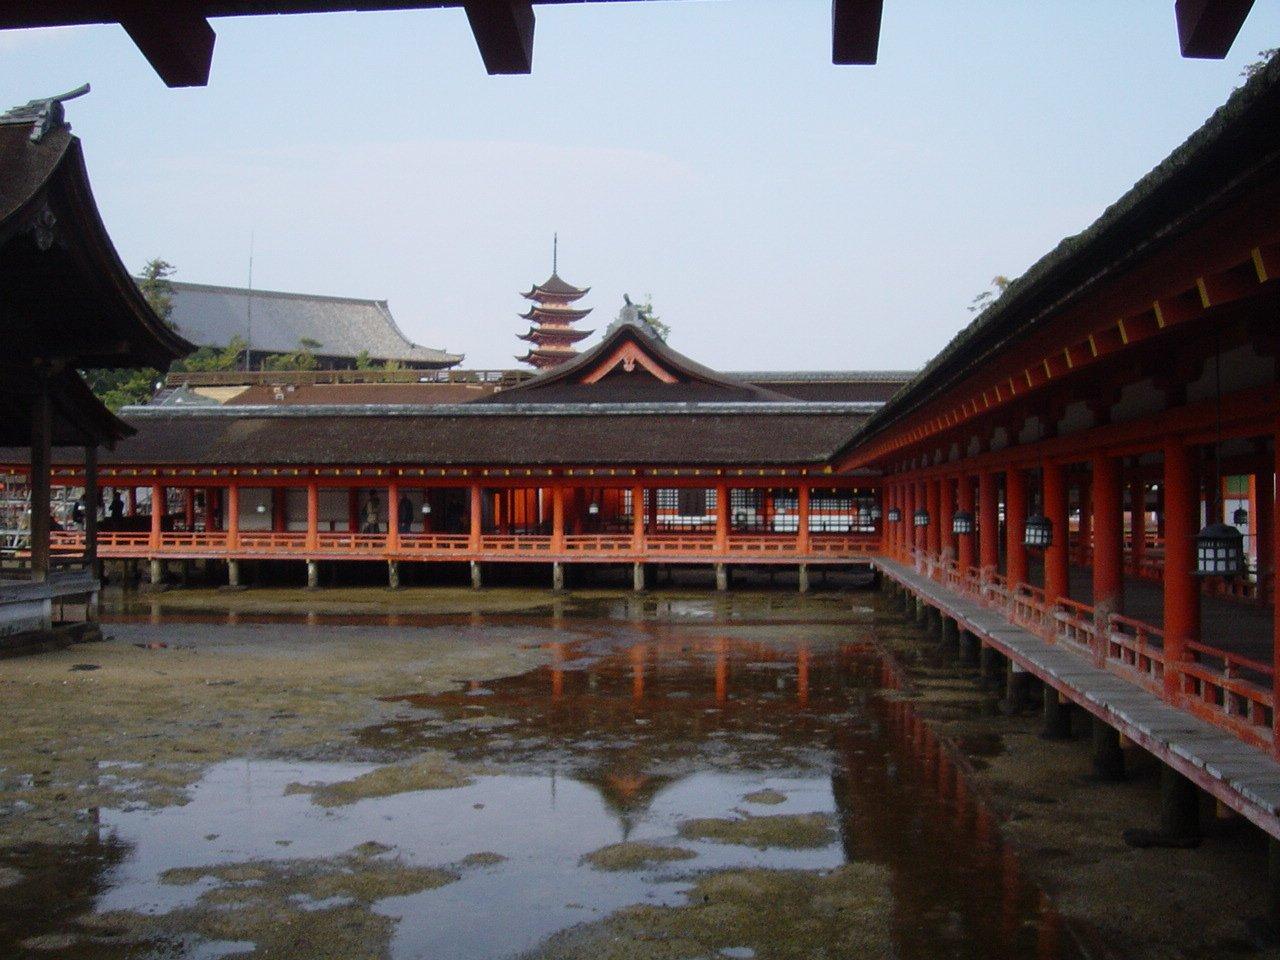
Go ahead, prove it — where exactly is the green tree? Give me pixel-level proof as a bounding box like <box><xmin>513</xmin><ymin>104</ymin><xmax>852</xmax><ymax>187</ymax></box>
<box><xmin>173</xmin><ymin>335</ymin><xmax>247</xmax><ymax>373</ymax></box>
<box><xmin>262</xmin><ymin>337</ymin><xmax>323</xmax><ymax>371</ymax></box>
<box><xmin>84</xmin><ymin>258</ymin><xmax>179</xmax><ymax>410</ymax></box>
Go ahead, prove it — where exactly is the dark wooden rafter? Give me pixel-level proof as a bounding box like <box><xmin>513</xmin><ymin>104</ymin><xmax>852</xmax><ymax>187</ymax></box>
<box><xmin>462</xmin><ymin>0</ymin><xmax>534</xmax><ymax>75</ymax></box>
<box><xmin>1175</xmin><ymin>0</ymin><xmax>1257</xmax><ymax>59</ymax></box>
<box><xmin>118</xmin><ymin>8</ymin><xmax>216</xmax><ymax>87</ymax></box>
<box><xmin>831</xmin><ymin>0</ymin><xmax>883</xmax><ymax>65</ymax></box>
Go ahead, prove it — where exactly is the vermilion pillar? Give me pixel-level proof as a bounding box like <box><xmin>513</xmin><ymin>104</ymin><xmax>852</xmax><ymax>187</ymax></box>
<box><xmin>468</xmin><ymin>483</ymin><xmax>483</xmax><ymax>550</ymax></box>
<box><xmin>911</xmin><ymin>480</ymin><xmax>923</xmax><ymax>556</ymax></box>
<box><xmin>227</xmin><ymin>483</ymin><xmax>240</xmax><ymax>548</ymax></box>
<box><xmin>1043</xmin><ymin>461</ymin><xmax>1069</xmax><ymax>604</ymax></box>
<box><xmin>183</xmin><ymin>488</ymin><xmax>195</xmax><ymax>531</ymax></box>
<box><xmin>1162</xmin><ymin>440</ymin><xmax>1200</xmax><ymax>699</ymax></box>
<box><xmin>1271</xmin><ymin>425</ymin><xmax>1279</xmax><ymax>749</ymax></box>
<box><xmin>551</xmin><ymin>485</ymin><xmax>565</xmax><ymax>551</ymax></box>
<box><xmin>1077</xmin><ymin>474</ymin><xmax>1092</xmax><ymax>564</ymax></box>
<box><xmin>1256</xmin><ymin>467</ymin><xmax>1274</xmax><ymax>600</ymax></box>
<box><xmin>715</xmin><ymin>483</ymin><xmax>729</xmax><ymax>552</ymax></box>
<box><xmin>957</xmin><ymin>474</ymin><xmax>975</xmax><ymax>572</ymax></box>
<box><xmin>306</xmin><ymin>482</ymin><xmax>319</xmax><ymax>550</ymax></box>
<box><xmin>1005</xmin><ymin>468</ymin><xmax>1027</xmax><ymax>586</ymax></box>
<box><xmin>979</xmin><ymin>471</ymin><xmax>999</xmax><ymax>579</ymax></box>
<box><xmin>926</xmin><ymin>478</ymin><xmax>941</xmax><ymax>560</ymax></box>
<box><xmin>632</xmin><ymin>485</ymin><xmax>645</xmax><ymax>550</ymax></box>
<box><xmin>797</xmin><ymin>483</ymin><xmax>811</xmax><ymax>553</ymax></box>
<box><xmin>387</xmin><ymin>480</ymin><xmax>400</xmax><ymax>551</ymax></box>
<box><xmin>150</xmin><ymin>484</ymin><xmax>164</xmax><ymax>550</ymax></box>
<box><xmin>939</xmin><ymin>475</ymin><xmax>956</xmax><ymax>565</ymax></box>
<box><xmin>1091</xmin><ymin>454</ymin><xmax>1124</xmax><ymax>630</ymax></box>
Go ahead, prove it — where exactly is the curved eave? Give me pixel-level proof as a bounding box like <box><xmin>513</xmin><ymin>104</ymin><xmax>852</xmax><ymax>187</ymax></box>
<box><xmin>518</xmin><ymin>305</ymin><xmax>593</xmax><ymax>321</ymax></box>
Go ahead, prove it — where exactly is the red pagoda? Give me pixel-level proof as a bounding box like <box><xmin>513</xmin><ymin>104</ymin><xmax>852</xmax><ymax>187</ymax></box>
<box><xmin>516</xmin><ymin>238</ymin><xmax>593</xmax><ymax>369</ymax></box>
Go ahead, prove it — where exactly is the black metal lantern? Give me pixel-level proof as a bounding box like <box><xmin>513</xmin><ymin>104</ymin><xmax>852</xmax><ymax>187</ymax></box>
<box><xmin>952</xmin><ymin>510</ymin><xmax>975</xmax><ymax>535</ymax></box>
<box><xmin>913</xmin><ymin>508</ymin><xmax>930</xmax><ymax>527</ymax></box>
<box><xmin>887</xmin><ymin>507</ymin><xmax>902</xmax><ymax>523</ymax></box>
<box><xmin>1196</xmin><ymin>522</ymin><xmax>1246</xmax><ymax>577</ymax></box>
<box><xmin>866</xmin><ymin>501</ymin><xmax>882</xmax><ymax>522</ymax></box>
<box><xmin>1233</xmin><ymin>506</ymin><xmax>1249</xmax><ymax>526</ymax></box>
<box><xmin>1023</xmin><ymin>513</ymin><xmax>1053</xmax><ymax>548</ymax></box>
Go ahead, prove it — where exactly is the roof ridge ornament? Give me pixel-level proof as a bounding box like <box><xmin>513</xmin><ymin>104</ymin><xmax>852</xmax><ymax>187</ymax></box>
<box><xmin>1</xmin><ymin>83</ymin><xmax>90</xmax><ymax>142</ymax></box>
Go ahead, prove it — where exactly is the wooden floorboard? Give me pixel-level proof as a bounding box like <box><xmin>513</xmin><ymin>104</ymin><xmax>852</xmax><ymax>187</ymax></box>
<box><xmin>877</xmin><ymin>557</ymin><xmax>1280</xmax><ymax>838</ymax></box>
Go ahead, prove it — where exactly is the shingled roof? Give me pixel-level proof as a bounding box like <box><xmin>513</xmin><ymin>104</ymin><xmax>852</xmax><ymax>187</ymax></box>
<box><xmin>166</xmin><ymin>281</ymin><xmax>463</xmax><ymax>369</ymax></box>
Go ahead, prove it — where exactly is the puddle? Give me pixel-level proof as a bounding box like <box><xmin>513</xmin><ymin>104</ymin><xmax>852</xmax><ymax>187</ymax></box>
<box><xmin>1</xmin><ymin>608</ymin><xmax>1075</xmax><ymax>960</ymax></box>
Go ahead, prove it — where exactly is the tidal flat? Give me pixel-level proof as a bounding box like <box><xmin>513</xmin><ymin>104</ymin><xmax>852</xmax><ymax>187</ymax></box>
<box><xmin>0</xmin><ymin>586</ymin><xmax>1269</xmax><ymax>959</ymax></box>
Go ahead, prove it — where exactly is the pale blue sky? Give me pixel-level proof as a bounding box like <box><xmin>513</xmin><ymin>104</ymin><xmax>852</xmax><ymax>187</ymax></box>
<box><xmin>4</xmin><ymin>2</ymin><xmax>1277</xmax><ymax>369</ymax></box>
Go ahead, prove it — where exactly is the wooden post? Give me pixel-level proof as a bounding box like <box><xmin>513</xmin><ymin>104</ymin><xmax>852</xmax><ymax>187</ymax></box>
<box><xmin>306</xmin><ymin>482</ymin><xmax>319</xmax><ymax>550</ymax></box>
<box><xmin>1043</xmin><ymin>461</ymin><xmax>1069</xmax><ymax>604</ymax></box>
<box><xmin>632</xmin><ymin>484</ymin><xmax>645</xmax><ymax>550</ymax></box>
<box><xmin>1257</xmin><ymin>466</ymin><xmax>1274</xmax><ymax>601</ymax></box>
<box><xmin>551</xmin><ymin>485</ymin><xmax>565</xmax><ymax>551</ymax></box>
<box><xmin>1272</xmin><ymin>422</ymin><xmax>1280</xmax><ymax>752</ymax></box>
<box><xmin>184</xmin><ymin>488</ymin><xmax>195</xmax><ymax>531</ymax></box>
<box><xmin>348</xmin><ymin>487</ymin><xmax>359</xmax><ymax>532</ymax></box>
<box><xmin>469</xmin><ymin>483</ymin><xmax>483</xmax><ymax>551</ymax></box>
<box><xmin>127</xmin><ymin>486</ymin><xmax>137</xmax><ymax>517</ymax></box>
<box><xmin>715</xmin><ymin>483</ymin><xmax>729</xmax><ymax>553</ymax></box>
<box><xmin>915</xmin><ymin>480</ymin><xmax>927</xmax><ymax>556</ymax></box>
<box><xmin>226</xmin><ymin>483</ymin><xmax>240</xmax><ymax>549</ymax></box>
<box><xmin>272</xmin><ymin>487</ymin><xmax>286</xmax><ymax>533</ymax></box>
<box><xmin>28</xmin><ymin>370</ymin><xmax>51</xmax><ymax>583</ymax></box>
<box><xmin>797</xmin><ymin>483</ymin><xmax>811</xmax><ymax>554</ymax></box>
<box><xmin>150</xmin><ymin>483</ymin><xmax>164</xmax><ymax>551</ymax></box>
<box><xmin>1092</xmin><ymin>455</ymin><xmax>1124</xmax><ymax>627</ymax></box>
<box><xmin>939</xmin><ymin>475</ymin><xmax>956</xmax><ymax>565</ymax></box>
<box><xmin>83</xmin><ymin>445</ymin><xmax>98</xmax><ymax>580</ymax></box>
<box><xmin>1163</xmin><ymin>439</ymin><xmax>1199</xmax><ymax>700</ymax></box>
<box><xmin>957</xmin><ymin>474</ymin><xmax>975</xmax><ymax>572</ymax></box>
<box><xmin>387</xmin><ymin>480</ymin><xmax>400</xmax><ymax>552</ymax></box>
<box><xmin>1005</xmin><ymin>468</ymin><xmax>1027</xmax><ymax>586</ymax></box>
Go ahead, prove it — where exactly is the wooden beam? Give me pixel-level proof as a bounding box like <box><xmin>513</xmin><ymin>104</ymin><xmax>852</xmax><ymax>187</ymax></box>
<box><xmin>120</xmin><ymin>9</ymin><xmax>216</xmax><ymax>87</ymax></box>
<box><xmin>831</xmin><ymin>0</ymin><xmax>883</xmax><ymax>65</ymax></box>
<box><xmin>463</xmin><ymin>0</ymin><xmax>534</xmax><ymax>75</ymax></box>
<box><xmin>1174</xmin><ymin>0</ymin><xmax>1255</xmax><ymax>59</ymax></box>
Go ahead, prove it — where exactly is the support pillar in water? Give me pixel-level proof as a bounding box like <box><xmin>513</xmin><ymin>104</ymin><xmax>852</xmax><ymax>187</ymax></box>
<box><xmin>914</xmin><ymin>597</ymin><xmax>928</xmax><ymax>627</ymax></box>
<box><xmin>714</xmin><ymin>563</ymin><xmax>728</xmax><ymax>592</ymax></box>
<box><xmin>387</xmin><ymin>560</ymin><xmax>400</xmax><ymax>591</ymax></box>
<box><xmin>1091</xmin><ymin>718</ymin><xmax>1126</xmax><ymax>781</ymax></box>
<box><xmin>149</xmin><ymin>558</ymin><xmax>164</xmax><ymax>587</ymax></box>
<box><xmin>797</xmin><ymin>563</ymin><xmax>810</xmax><ymax>594</ymax></box>
<box><xmin>1041</xmin><ymin>685</ymin><xmax>1072</xmax><ymax>739</ymax></box>
<box><xmin>227</xmin><ymin>559</ymin><xmax>241</xmax><ymax>589</ymax></box>
<box><xmin>470</xmin><ymin>561</ymin><xmax>482</xmax><ymax>590</ymax></box>
<box><xmin>306</xmin><ymin>560</ymin><xmax>319</xmax><ymax>590</ymax></box>
<box><xmin>1001</xmin><ymin>661</ymin><xmax>1031</xmax><ymax>714</ymax></box>
<box><xmin>1124</xmin><ymin>766</ymin><xmax>1202</xmax><ymax>848</ymax></box>
<box><xmin>941</xmin><ymin>616</ymin><xmax>959</xmax><ymax>651</ymax></box>
<box><xmin>552</xmin><ymin>562</ymin><xmax>565</xmax><ymax>592</ymax></box>
<box><xmin>959</xmin><ymin>630</ymin><xmax>980</xmax><ymax>667</ymax></box>
<box><xmin>632</xmin><ymin>562</ymin><xmax>645</xmax><ymax>592</ymax></box>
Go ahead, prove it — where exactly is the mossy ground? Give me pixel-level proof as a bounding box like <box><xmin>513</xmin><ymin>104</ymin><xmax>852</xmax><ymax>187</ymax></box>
<box><xmin>677</xmin><ymin>813</ymin><xmax>836</xmax><ymax>850</ymax></box>
<box><xmin>581</xmin><ymin>842</ymin><xmax>698</xmax><ymax>872</ymax></box>
<box><xmin>526</xmin><ymin>864</ymin><xmax>893</xmax><ymax>960</ymax></box>
<box><xmin>285</xmin><ymin>751</ymin><xmax>475</xmax><ymax>806</ymax></box>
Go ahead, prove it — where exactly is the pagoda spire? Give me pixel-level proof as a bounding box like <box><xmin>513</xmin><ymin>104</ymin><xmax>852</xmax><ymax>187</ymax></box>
<box><xmin>516</xmin><ymin>240</ymin><xmax>593</xmax><ymax>370</ymax></box>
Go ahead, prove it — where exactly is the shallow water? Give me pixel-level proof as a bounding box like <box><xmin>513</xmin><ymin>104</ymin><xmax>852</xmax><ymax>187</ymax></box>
<box><xmin>2</xmin><ymin>598</ymin><xmax>1073</xmax><ymax>959</ymax></box>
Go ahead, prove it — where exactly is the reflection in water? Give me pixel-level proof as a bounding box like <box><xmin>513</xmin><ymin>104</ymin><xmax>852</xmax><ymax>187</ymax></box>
<box><xmin>3</xmin><ymin>608</ymin><xmax>1074</xmax><ymax>960</ymax></box>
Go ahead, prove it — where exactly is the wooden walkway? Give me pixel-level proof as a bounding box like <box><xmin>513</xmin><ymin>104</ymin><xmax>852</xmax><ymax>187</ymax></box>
<box><xmin>876</xmin><ymin>557</ymin><xmax>1280</xmax><ymax>840</ymax></box>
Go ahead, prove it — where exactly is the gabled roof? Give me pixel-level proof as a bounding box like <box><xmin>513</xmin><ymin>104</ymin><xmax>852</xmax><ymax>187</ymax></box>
<box><xmin>483</xmin><ymin>317</ymin><xmax>795</xmax><ymax>405</ymax></box>
<box><xmin>166</xmin><ymin>280</ymin><xmax>463</xmax><ymax>368</ymax></box>
<box><xmin>522</xmin><ymin>272</ymin><xmax>589</xmax><ymax>301</ymax></box>
<box><xmin>0</xmin><ymin>93</ymin><xmax>192</xmax><ymax>369</ymax></box>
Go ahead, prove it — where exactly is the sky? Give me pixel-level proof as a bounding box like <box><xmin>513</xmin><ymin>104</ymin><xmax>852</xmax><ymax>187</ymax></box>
<box><xmin>3</xmin><ymin>2</ymin><xmax>1277</xmax><ymax>371</ymax></box>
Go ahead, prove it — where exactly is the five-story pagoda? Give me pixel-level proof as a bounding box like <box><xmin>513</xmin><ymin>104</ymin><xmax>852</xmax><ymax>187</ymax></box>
<box><xmin>517</xmin><ymin>239</ymin><xmax>593</xmax><ymax>369</ymax></box>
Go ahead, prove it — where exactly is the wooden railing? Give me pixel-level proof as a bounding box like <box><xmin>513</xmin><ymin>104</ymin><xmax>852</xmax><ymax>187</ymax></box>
<box><xmin>907</xmin><ymin>549</ymin><xmax>1275</xmax><ymax>753</ymax></box>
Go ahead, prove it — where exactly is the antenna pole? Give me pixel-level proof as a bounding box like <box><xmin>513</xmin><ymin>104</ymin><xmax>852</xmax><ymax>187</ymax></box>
<box><xmin>553</xmin><ymin>233</ymin><xmax>558</xmax><ymax>274</ymax></box>
<box><xmin>244</xmin><ymin>231</ymin><xmax>254</xmax><ymax>372</ymax></box>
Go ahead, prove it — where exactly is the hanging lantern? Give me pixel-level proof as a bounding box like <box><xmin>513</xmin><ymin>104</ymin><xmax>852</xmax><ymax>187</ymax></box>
<box><xmin>913</xmin><ymin>508</ymin><xmax>930</xmax><ymax>527</ymax></box>
<box><xmin>588</xmin><ymin>502</ymin><xmax>600</xmax><ymax>516</ymax></box>
<box><xmin>866</xmin><ymin>501</ymin><xmax>882</xmax><ymax>522</ymax></box>
<box><xmin>951</xmin><ymin>510</ymin><xmax>975</xmax><ymax>535</ymax></box>
<box><xmin>1232</xmin><ymin>506</ymin><xmax>1249</xmax><ymax>526</ymax></box>
<box><xmin>1023</xmin><ymin>513</ymin><xmax>1052</xmax><ymax>548</ymax></box>
<box><xmin>255</xmin><ymin>503</ymin><xmax>267</xmax><ymax>514</ymax></box>
<box><xmin>887</xmin><ymin>507</ymin><xmax>902</xmax><ymax>523</ymax></box>
<box><xmin>1196</xmin><ymin>522</ymin><xmax>1246</xmax><ymax>577</ymax></box>
<box><xmin>421</xmin><ymin>502</ymin><xmax>432</xmax><ymax>515</ymax></box>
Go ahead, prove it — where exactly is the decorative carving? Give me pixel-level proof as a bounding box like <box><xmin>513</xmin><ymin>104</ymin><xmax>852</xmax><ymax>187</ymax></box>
<box><xmin>1</xmin><ymin>83</ymin><xmax>90</xmax><ymax>142</ymax></box>
<box><xmin>31</xmin><ymin>202</ymin><xmax>57</xmax><ymax>251</ymax></box>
